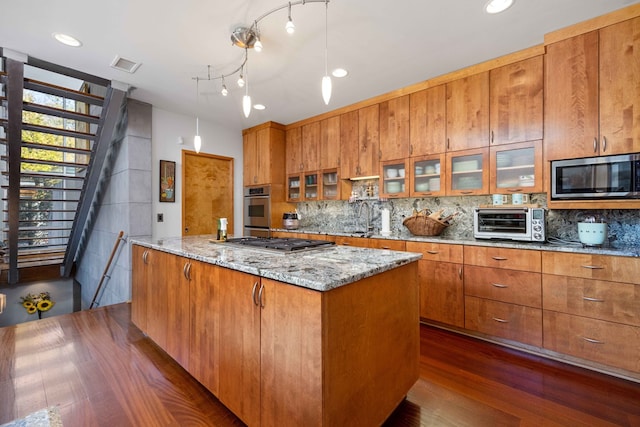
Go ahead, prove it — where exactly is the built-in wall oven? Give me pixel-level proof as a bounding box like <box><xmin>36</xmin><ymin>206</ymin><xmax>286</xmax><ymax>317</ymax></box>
<box><xmin>244</xmin><ymin>186</ymin><xmax>271</xmax><ymax>237</ymax></box>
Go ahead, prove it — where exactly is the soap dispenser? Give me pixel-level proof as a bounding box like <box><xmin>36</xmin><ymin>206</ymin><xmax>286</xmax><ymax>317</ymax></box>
<box><xmin>219</xmin><ymin>218</ymin><xmax>228</xmax><ymax>241</ymax></box>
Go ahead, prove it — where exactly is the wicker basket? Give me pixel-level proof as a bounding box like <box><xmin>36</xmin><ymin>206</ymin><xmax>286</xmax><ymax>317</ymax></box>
<box><xmin>403</xmin><ymin>210</ymin><xmax>449</xmax><ymax>236</ymax></box>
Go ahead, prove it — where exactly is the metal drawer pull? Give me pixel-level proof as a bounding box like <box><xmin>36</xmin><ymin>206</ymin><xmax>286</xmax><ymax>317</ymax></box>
<box><xmin>582</xmin><ymin>296</ymin><xmax>604</xmax><ymax>302</ymax></box>
<box><xmin>491</xmin><ymin>283</ymin><xmax>509</xmax><ymax>288</ymax></box>
<box><xmin>581</xmin><ymin>265</ymin><xmax>604</xmax><ymax>270</ymax></box>
<box><xmin>258</xmin><ymin>284</ymin><xmax>265</xmax><ymax>308</ymax></box>
<box><xmin>252</xmin><ymin>282</ymin><xmax>259</xmax><ymax>306</ymax></box>
<box><xmin>582</xmin><ymin>337</ymin><xmax>604</xmax><ymax>344</ymax></box>
<box><xmin>492</xmin><ymin>317</ymin><xmax>509</xmax><ymax>323</ymax></box>
<box><xmin>183</xmin><ymin>262</ymin><xmax>189</xmax><ymax>279</ymax></box>
<box><xmin>426</xmin><ymin>250</ymin><xmax>439</xmax><ymax>255</ymax></box>
<box><xmin>492</xmin><ymin>256</ymin><xmax>507</xmax><ymax>261</ymax></box>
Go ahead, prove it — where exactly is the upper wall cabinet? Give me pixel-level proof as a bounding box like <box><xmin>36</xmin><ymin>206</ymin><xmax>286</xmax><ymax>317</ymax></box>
<box><xmin>545</xmin><ymin>17</ymin><xmax>640</xmax><ymax>161</ymax></box>
<box><xmin>302</xmin><ymin>122</ymin><xmax>320</xmax><ymax>172</ymax></box>
<box><xmin>285</xmin><ymin>127</ymin><xmax>303</xmax><ymax>175</ymax></box>
<box><xmin>446</xmin><ymin>72</ymin><xmax>490</xmax><ymax>152</ymax></box>
<box><xmin>489</xmin><ymin>56</ymin><xmax>544</xmax><ymax>146</ymax></box>
<box><xmin>320</xmin><ymin>116</ymin><xmax>341</xmax><ymax>170</ymax></box>
<box><xmin>243</xmin><ymin>122</ymin><xmax>286</xmax><ymax>186</ymax></box>
<box><xmin>340</xmin><ymin>105</ymin><xmax>380</xmax><ymax>178</ymax></box>
<box><xmin>409</xmin><ymin>85</ymin><xmax>446</xmax><ymax>157</ymax></box>
<box><xmin>379</xmin><ymin>95</ymin><xmax>410</xmax><ymax>161</ymax></box>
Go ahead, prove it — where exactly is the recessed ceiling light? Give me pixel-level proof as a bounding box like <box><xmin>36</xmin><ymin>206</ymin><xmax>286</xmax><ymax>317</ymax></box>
<box><xmin>332</xmin><ymin>68</ymin><xmax>348</xmax><ymax>78</ymax></box>
<box><xmin>253</xmin><ymin>104</ymin><xmax>266</xmax><ymax>110</ymax></box>
<box><xmin>52</xmin><ymin>32</ymin><xmax>82</xmax><ymax>47</ymax></box>
<box><xmin>484</xmin><ymin>0</ymin><xmax>514</xmax><ymax>14</ymax></box>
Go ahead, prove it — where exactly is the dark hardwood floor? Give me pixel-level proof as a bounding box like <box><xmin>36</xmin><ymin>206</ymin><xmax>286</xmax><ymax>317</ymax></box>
<box><xmin>1</xmin><ymin>303</ymin><xmax>639</xmax><ymax>426</ymax></box>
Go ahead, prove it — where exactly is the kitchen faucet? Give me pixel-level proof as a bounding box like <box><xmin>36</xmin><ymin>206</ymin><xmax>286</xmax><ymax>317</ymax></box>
<box><xmin>358</xmin><ymin>201</ymin><xmax>374</xmax><ymax>236</ymax></box>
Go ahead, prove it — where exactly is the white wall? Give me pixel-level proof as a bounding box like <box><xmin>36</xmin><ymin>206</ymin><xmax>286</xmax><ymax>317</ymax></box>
<box><xmin>151</xmin><ymin>107</ymin><xmax>244</xmax><ymax>239</ymax></box>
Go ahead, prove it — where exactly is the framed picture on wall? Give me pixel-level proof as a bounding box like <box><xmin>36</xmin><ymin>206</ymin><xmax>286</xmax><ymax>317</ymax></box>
<box><xmin>160</xmin><ymin>160</ymin><xmax>176</xmax><ymax>202</ymax></box>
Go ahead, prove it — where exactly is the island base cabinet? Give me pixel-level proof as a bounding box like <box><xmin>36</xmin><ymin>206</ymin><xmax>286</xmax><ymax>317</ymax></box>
<box><xmin>543</xmin><ymin>311</ymin><xmax>640</xmax><ymax>374</ymax></box>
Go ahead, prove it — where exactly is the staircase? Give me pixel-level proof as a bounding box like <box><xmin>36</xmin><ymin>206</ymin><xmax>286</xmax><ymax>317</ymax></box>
<box><xmin>0</xmin><ymin>52</ymin><xmax>125</xmax><ymax>284</ymax></box>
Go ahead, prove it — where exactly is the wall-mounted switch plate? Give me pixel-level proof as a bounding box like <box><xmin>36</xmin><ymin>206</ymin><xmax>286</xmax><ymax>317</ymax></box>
<box><xmin>157</xmin><ymin>213</ymin><xmax>164</xmax><ymax>222</ymax></box>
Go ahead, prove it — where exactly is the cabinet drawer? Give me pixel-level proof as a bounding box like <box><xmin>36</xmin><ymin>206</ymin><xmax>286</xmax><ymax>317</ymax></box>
<box><xmin>464</xmin><ymin>296</ymin><xmax>542</xmax><ymax>347</ymax></box>
<box><xmin>405</xmin><ymin>241</ymin><xmax>463</xmax><ymax>263</ymax></box>
<box><xmin>544</xmin><ymin>311</ymin><xmax>640</xmax><ymax>373</ymax></box>
<box><xmin>368</xmin><ymin>238</ymin><xmax>406</xmax><ymax>251</ymax></box>
<box><xmin>464</xmin><ymin>265</ymin><xmax>541</xmax><ymax>308</ymax></box>
<box><xmin>542</xmin><ymin>275</ymin><xmax>640</xmax><ymax>326</ymax></box>
<box><xmin>541</xmin><ymin>252</ymin><xmax>640</xmax><ymax>285</ymax></box>
<box><xmin>464</xmin><ymin>246</ymin><xmax>541</xmax><ymax>272</ymax></box>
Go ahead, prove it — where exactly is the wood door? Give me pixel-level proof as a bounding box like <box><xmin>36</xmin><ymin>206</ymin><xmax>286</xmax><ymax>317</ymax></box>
<box><xmin>302</xmin><ymin>122</ymin><xmax>320</xmax><ymax>171</ymax></box>
<box><xmin>217</xmin><ymin>268</ymin><xmax>261</xmax><ymax>427</ymax></box>
<box><xmin>544</xmin><ymin>31</ymin><xmax>600</xmax><ymax>161</ymax></box>
<box><xmin>165</xmin><ymin>254</ymin><xmax>191</xmax><ymax>369</ymax></box>
<box><xmin>145</xmin><ymin>249</ymin><xmax>173</xmax><ymax>350</ymax></box>
<box><xmin>339</xmin><ymin>110</ymin><xmax>359</xmax><ymax>178</ymax></box>
<box><xmin>182</xmin><ymin>151</ymin><xmax>234</xmax><ymax>236</ymax></box>
<box><xmin>379</xmin><ymin>95</ymin><xmax>410</xmax><ymax>161</ymax></box>
<box><xmin>260</xmin><ymin>278</ymin><xmax>323</xmax><ymax>427</ymax></box>
<box><xmin>358</xmin><ymin>104</ymin><xmax>380</xmax><ymax>177</ymax></box>
<box><xmin>130</xmin><ymin>244</ymin><xmax>148</xmax><ymax>332</ymax></box>
<box><xmin>409</xmin><ymin>85</ymin><xmax>446</xmax><ymax>156</ymax></box>
<box><xmin>446</xmin><ymin>72</ymin><xmax>489</xmax><ymax>152</ymax></box>
<box><xmin>599</xmin><ymin>16</ymin><xmax>640</xmax><ymax>155</ymax></box>
<box><xmin>285</xmin><ymin>127</ymin><xmax>302</xmax><ymax>175</ymax></box>
<box><xmin>489</xmin><ymin>56</ymin><xmax>543</xmax><ymax>145</ymax></box>
<box><xmin>189</xmin><ymin>260</ymin><xmax>220</xmax><ymax>395</ymax></box>
<box><xmin>243</xmin><ymin>130</ymin><xmax>257</xmax><ymax>186</ymax></box>
<box><xmin>320</xmin><ymin>116</ymin><xmax>340</xmax><ymax>169</ymax></box>
<box><xmin>417</xmin><ymin>260</ymin><xmax>464</xmax><ymax>327</ymax></box>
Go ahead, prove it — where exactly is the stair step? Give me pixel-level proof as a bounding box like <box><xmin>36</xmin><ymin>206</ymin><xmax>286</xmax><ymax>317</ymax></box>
<box><xmin>19</xmin><ymin>141</ymin><xmax>92</xmax><ymax>155</ymax></box>
<box><xmin>23</xmin><ymin>78</ymin><xmax>105</xmax><ymax>107</ymax></box>
<box><xmin>0</xmin><ymin>185</ymin><xmax>83</xmax><ymax>192</ymax></box>
<box><xmin>3</xmin><ymin>171</ymin><xmax>86</xmax><ymax>180</ymax></box>
<box><xmin>23</xmin><ymin>100</ymin><xmax>101</xmax><ymax>125</ymax></box>
<box><xmin>21</xmin><ymin>122</ymin><xmax>96</xmax><ymax>140</ymax></box>
<box><xmin>17</xmin><ymin>156</ymin><xmax>89</xmax><ymax>169</ymax></box>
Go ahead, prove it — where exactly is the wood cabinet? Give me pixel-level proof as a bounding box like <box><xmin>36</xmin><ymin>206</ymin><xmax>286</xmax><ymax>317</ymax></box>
<box><xmin>446</xmin><ymin>72</ymin><xmax>490</xmax><ymax>152</ymax></box>
<box><xmin>285</xmin><ymin>127</ymin><xmax>303</xmax><ymax>175</ymax></box>
<box><xmin>287</xmin><ymin>173</ymin><xmax>302</xmax><ymax>202</ymax></box>
<box><xmin>379</xmin><ymin>95</ymin><xmax>410</xmax><ymax>161</ymax></box>
<box><xmin>545</xmin><ymin>17</ymin><xmax>640</xmax><ymax>161</ymax></box>
<box><xmin>464</xmin><ymin>246</ymin><xmax>542</xmax><ymax>347</ymax></box>
<box><xmin>340</xmin><ymin>105</ymin><xmax>380</xmax><ymax>178</ymax></box>
<box><xmin>490</xmin><ymin>140</ymin><xmax>542</xmax><ymax>194</ymax></box>
<box><xmin>542</xmin><ymin>251</ymin><xmax>640</xmax><ymax>373</ymax></box>
<box><xmin>406</xmin><ymin>241</ymin><xmax>464</xmax><ymax>328</ymax></box>
<box><xmin>131</xmin><ymin>245</ymin><xmax>149</xmax><ymax>332</ymax></box>
<box><xmin>410</xmin><ymin>154</ymin><xmax>446</xmax><ymax>196</ymax></box>
<box><xmin>380</xmin><ymin>159</ymin><xmax>409</xmax><ymax>198</ymax></box>
<box><xmin>489</xmin><ymin>56</ymin><xmax>543</xmax><ymax>146</ymax></box>
<box><xmin>320</xmin><ymin>116</ymin><xmax>341</xmax><ymax>169</ymax></box>
<box><xmin>446</xmin><ymin>148</ymin><xmax>489</xmax><ymax>195</ymax></box>
<box><xmin>409</xmin><ymin>85</ymin><xmax>446</xmax><ymax>156</ymax></box>
<box><xmin>243</xmin><ymin>122</ymin><xmax>286</xmax><ymax>186</ymax></box>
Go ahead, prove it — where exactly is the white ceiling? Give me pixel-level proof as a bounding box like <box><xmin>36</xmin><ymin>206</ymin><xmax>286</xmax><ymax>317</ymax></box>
<box><xmin>2</xmin><ymin>0</ymin><xmax>638</xmax><ymax>135</ymax></box>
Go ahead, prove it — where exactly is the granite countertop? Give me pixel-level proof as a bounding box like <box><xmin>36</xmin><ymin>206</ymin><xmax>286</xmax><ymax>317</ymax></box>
<box><xmin>131</xmin><ymin>235</ymin><xmax>422</xmax><ymax>292</ymax></box>
<box><xmin>272</xmin><ymin>228</ymin><xmax>640</xmax><ymax>258</ymax></box>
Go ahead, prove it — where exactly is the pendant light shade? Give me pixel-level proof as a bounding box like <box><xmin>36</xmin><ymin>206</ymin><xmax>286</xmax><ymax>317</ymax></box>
<box><xmin>322</xmin><ymin>75</ymin><xmax>332</xmax><ymax>105</ymax></box>
<box><xmin>194</xmin><ymin>134</ymin><xmax>202</xmax><ymax>153</ymax></box>
<box><xmin>243</xmin><ymin>95</ymin><xmax>252</xmax><ymax>118</ymax></box>
<box><xmin>194</xmin><ymin>80</ymin><xmax>202</xmax><ymax>153</ymax></box>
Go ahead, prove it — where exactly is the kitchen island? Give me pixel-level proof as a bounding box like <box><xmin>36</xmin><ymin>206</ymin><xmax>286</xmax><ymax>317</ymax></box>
<box><xmin>131</xmin><ymin>235</ymin><xmax>421</xmax><ymax>426</ymax></box>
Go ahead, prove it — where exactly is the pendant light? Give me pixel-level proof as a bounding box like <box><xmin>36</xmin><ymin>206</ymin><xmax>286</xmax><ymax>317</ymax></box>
<box><xmin>321</xmin><ymin>0</ymin><xmax>332</xmax><ymax>105</ymax></box>
<box><xmin>242</xmin><ymin>52</ymin><xmax>252</xmax><ymax>118</ymax></box>
<box><xmin>194</xmin><ymin>78</ymin><xmax>202</xmax><ymax>153</ymax></box>
<box><xmin>286</xmin><ymin>2</ymin><xmax>295</xmax><ymax>34</ymax></box>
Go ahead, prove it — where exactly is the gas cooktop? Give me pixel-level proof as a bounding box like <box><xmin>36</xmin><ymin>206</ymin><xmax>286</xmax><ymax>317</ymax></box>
<box><xmin>224</xmin><ymin>237</ymin><xmax>335</xmax><ymax>253</ymax></box>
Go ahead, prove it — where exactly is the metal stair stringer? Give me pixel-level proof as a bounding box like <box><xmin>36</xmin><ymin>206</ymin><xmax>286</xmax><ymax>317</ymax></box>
<box><xmin>61</xmin><ymin>86</ymin><xmax>127</xmax><ymax>277</ymax></box>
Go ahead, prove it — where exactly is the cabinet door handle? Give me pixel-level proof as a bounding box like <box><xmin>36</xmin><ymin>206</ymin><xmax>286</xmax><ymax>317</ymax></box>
<box><xmin>491</xmin><ymin>283</ymin><xmax>509</xmax><ymax>288</ymax></box>
<box><xmin>458</xmin><ymin>267</ymin><xmax>463</xmax><ymax>280</ymax></box>
<box><xmin>602</xmin><ymin>136</ymin><xmax>607</xmax><ymax>152</ymax></box>
<box><xmin>183</xmin><ymin>262</ymin><xmax>191</xmax><ymax>280</ymax></box>
<box><xmin>582</xmin><ymin>337</ymin><xmax>604</xmax><ymax>344</ymax></box>
<box><xmin>593</xmin><ymin>137</ymin><xmax>598</xmax><ymax>153</ymax></box>
<box><xmin>581</xmin><ymin>264</ymin><xmax>604</xmax><ymax>270</ymax></box>
<box><xmin>186</xmin><ymin>262</ymin><xmax>192</xmax><ymax>280</ymax></box>
<box><xmin>461</xmin><ymin>191</ymin><xmax>473</xmax><ymax>195</ymax></box>
<box><xmin>143</xmin><ymin>250</ymin><xmax>149</xmax><ymax>264</ymax></box>
<box><xmin>492</xmin><ymin>317</ymin><xmax>509</xmax><ymax>323</ymax></box>
<box><xmin>409</xmin><ymin>145</ymin><xmax>413</xmax><ymax>155</ymax></box>
<box><xmin>490</xmin><ymin>130</ymin><xmax>494</xmax><ymax>144</ymax></box>
<box><xmin>251</xmin><ymin>282</ymin><xmax>259</xmax><ymax>306</ymax></box>
<box><xmin>582</xmin><ymin>296</ymin><xmax>605</xmax><ymax>302</ymax></box>
<box><xmin>426</xmin><ymin>250</ymin><xmax>440</xmax><ymax>255</ymax></box>
<box><xmin>447</xmin><ymin>138</ymin><xmax>450</xmax><ymax>150</ymax></box>
<box><xmin>492</xmin><ymin>256</ymin><xmax>508</xmax><ymax>261</ymax></box>
<box><xmin>258</xmin><ymin>284</ymin><xmax>265</xmax><ymax>308</ymax></box>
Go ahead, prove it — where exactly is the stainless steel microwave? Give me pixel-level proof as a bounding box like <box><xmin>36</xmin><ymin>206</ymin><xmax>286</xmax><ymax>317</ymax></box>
<box><xmin>473</xmin><ymin>207</ymin><xmax>546</xmax><ymax>242</ymax></box>
<box><xmin>551</xmin><ymin>153</ymin><xmax>640</xmax><ymax>200</ymax></box>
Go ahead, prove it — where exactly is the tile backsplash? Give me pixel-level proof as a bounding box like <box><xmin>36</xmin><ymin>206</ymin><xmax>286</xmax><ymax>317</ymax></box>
<box><xmin>294</xmin><ymin>189</ymin><xmax>640</xmax><ymax>247</ymax></box>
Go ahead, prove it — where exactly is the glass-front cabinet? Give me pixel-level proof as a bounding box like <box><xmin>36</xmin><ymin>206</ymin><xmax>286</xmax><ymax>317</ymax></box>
<box><xmin>287</xmin><ymin>174</ymin><xmax>302</xmax><ymax>202</ymax></box>
<box><xmin>321</xmin><ymin>169</ymin><xmax>340</xmax><ymax>200</ymax></box>
<box><xmin>380</xmin><ymin>159</ymin><xmax>409</xmax><ymax>198</ymax></box>
<box><xmin>410</xmin><ymin>154</ymin><xmax>446</xmax><ymax>196</ymax></box>
<box><xmin>490</xmin><ymin>140</ymin><xmax>542</xmax><ymax>194</ymax></box>
<box><xmin>303</xmin><ymin>171</ymin><xmax>320</xmax><ymax>201</ymax></box>
<box><xmin>446</xmin><ymin>148</ymin><xmax>489</xmax><ymax>195</ymax></box>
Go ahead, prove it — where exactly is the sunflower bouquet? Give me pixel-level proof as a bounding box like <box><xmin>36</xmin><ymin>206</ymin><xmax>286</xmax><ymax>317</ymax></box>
<box><xmin>20</xmin><ymin>292</ymin><xmax>55</xmax><ymax>319</ymax></box>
